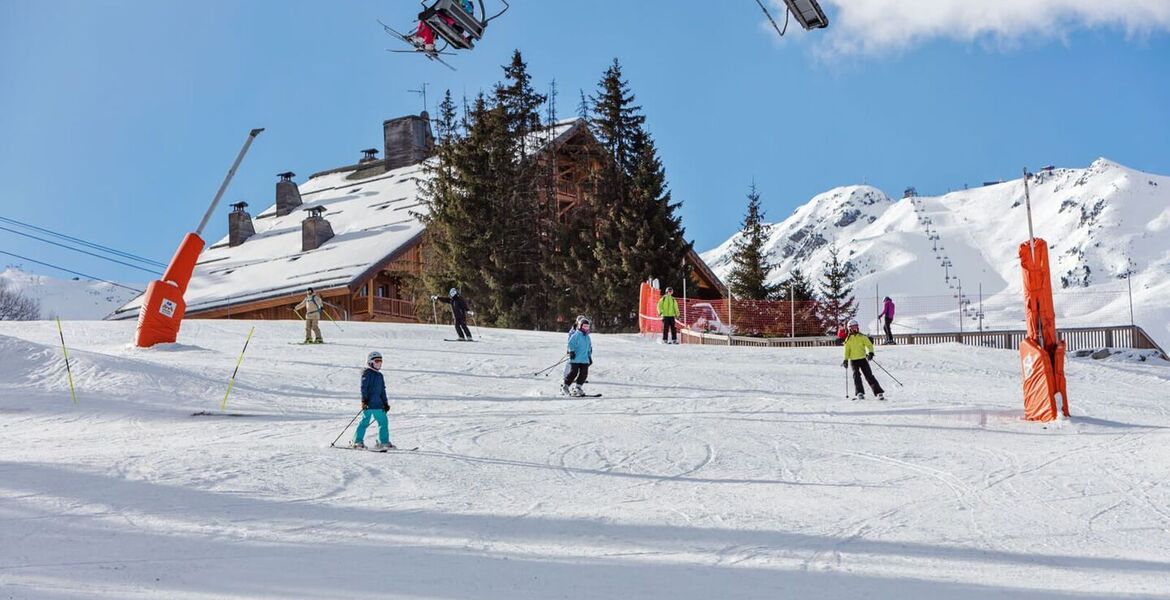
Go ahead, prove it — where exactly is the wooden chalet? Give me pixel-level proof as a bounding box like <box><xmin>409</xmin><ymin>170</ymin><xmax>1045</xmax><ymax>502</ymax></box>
<box><xmin>110</xmin><ymin>112</ymin><xmax>723</xmax><ymax>325</ymax></box>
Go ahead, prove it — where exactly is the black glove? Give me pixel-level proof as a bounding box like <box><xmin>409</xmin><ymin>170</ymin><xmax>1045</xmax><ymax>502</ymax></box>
<box><xmin>568</xmin><ymin>351</ymin><xmax>576</xmax><ymax>360</ymax></box>
<box><xmin>589</xmin><ymin>357</ymin><xmax>593</xmax><ymax>366</ymax></box>
<box><xmin>866</xmin><ymin>352</ymin><xmax>875</xmax><ymax>360</ymax></box>
<box><xmin>841</xmin><ymin>360</ymin><xmax>848</xmax><ymax>368</ymax></box>
<box><xmin>381</xmin><ymin>406</ymin><xmax>388</xmax><ymax>413</ymax></box>
<box><xmin>361</xmin><ymin>401</ymin><xmax>369</xmax><ymax>410</ymax></box>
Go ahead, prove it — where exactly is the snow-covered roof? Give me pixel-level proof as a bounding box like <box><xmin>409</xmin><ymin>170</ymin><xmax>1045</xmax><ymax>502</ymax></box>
<box><xmin>110</xmin><ymin>118</ymin><xmax>593</xmax><ymax>321</ymax></box>
<box><xmin>110</xmin><ymin>160</ymin><xmax>433</xmax><ymax>319</ymax></box>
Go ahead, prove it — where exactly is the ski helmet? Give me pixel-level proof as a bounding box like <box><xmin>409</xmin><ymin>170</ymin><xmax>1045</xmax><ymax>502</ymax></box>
<box><xmin>575</xmin><ymin>315</ymin><xmax>587</xmax><ymax>325</ymax></box>
<box><xmin>448</xmin><ymin>287</ymin><xmax>458</xmax><ymax>297</ymax></box>
<box><xmin>847</xmin><ymin>319</ymin><xmax>859</xmax><ymax>330</ymax></box>
<box><xmin>665</xmin><ymin>287</ymin><xmax>673</xmax><ymax>294</ymax></box>
<box><xmin>367</xmin><ymin>351</ymin><xmax>383</xmax><ymax>367</ymax></box>
<box><xmin>579</xmin><ymin>317</ymin><xmax>591</xmax><ymax>331</ymax></box>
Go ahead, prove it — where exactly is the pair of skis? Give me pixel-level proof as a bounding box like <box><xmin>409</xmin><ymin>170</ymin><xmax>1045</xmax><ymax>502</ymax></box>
<box><xmin>379</xmin><ymin>21</ymin><xmax>456</xmax><ymax>71</ymax></box>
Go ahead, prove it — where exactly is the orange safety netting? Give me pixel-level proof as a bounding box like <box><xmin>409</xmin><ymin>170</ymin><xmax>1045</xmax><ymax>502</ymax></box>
<box><xmin>638</xmin><ymin>283</ymin><xmax>826</xmax><ymax>338</ymax></box>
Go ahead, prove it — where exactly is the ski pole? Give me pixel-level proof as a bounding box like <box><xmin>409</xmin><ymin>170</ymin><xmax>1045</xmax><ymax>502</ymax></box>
<box><xmin>470</xmin><ymin>312</ymin><xmax>481</xmax><ymax>340</ymax></box>
<box><xmin>321</xmin><ymin>306</ymin><xmax>344</xmax><ymax>332</ymax></box>
<box><xmin>535</xmin><ymin>356</ymin><xmax>569</xmax><ymax>376</ymax></box>
<box><xmin>844</xmin><ymin>360</ymin><xmax>850</xmax><ymax>400</ymax></box>
<box><xmin>430</xmin><ymin>297</ymin><xmax>438</xmax><ymax>324</ymax></box>
<box><xmin>870</xmin><ymin>358</ymin><xmax>904</xmax><ymax>387</ymax></box>
<box><xmin>330</xmin><ymin>409</ymin><xmax>365</xmax><ymax>447</ymax></box>
<box><xmin>221</xmin><ymin>326</ymin><xmax>255</xmax><ymax>410</ymax></box>
<box><xmin>56</xmin><ymin>318</ymin><xmax>77</xmax><ymax>404</ymax></box>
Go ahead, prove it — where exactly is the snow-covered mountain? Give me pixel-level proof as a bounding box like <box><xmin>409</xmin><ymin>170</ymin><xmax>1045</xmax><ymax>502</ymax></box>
<box><xmin>702</xmin><ymin>159</ymin><xmax>1170</xmax><ymax>350</ymax></box>
<box><xmin>0</xmin><ymin>267</ymin><xmax>140</xmax><ymax>320</ymax></box>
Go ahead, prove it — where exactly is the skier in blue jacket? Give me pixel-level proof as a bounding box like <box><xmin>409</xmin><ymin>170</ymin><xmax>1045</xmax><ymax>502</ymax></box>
<box><xmin>561</xmin><ymin>317</ymin><xmax>593</xmax><ymax>396</ymax></box>
<box><xmin>354</xmin><ymin>351</ymin><xmax>395</xmax><ymax>451</ymax></box>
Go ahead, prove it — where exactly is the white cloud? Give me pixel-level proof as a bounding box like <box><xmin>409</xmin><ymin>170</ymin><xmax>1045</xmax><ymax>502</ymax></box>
<box><xmin>782</xmin><ymin>0</ymin><xmax>1170</xmax><ymax>57</ymax></box>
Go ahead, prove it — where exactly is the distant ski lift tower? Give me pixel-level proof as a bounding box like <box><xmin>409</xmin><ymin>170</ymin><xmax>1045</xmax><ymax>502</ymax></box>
<box><xmin>783</xmin><ymin>0</ymin><xmax>829</xmax><ymax>30</ymax></box>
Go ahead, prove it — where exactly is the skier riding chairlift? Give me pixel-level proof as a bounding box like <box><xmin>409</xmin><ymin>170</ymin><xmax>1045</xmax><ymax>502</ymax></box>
<box><xmin>413</xmin><ymin>0</ymin><xmax>509</xmax><ymax>51</ymax></box>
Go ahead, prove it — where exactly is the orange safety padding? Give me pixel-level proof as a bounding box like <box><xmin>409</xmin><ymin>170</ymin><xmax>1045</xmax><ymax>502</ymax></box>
<box><xmin>162</xmin><ymin>233</ymin><xmax>205</xmax><ymax>296</ymax></box>
<box><xmin>1018</xmin><ymin>237</ymin><xmax>1069</xmax><ymax>421</ymax></box>
<box><xmin>135</xmin><ymin>233</ymin><xmax>205</xmax><ymax>347</ymax></box>
<box><xmin>1019</xmin><ymin>338</ymin><xmax>1058</xmax><ymax>422</ymax></box>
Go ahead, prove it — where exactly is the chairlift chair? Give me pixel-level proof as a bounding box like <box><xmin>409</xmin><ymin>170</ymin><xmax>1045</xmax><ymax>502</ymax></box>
<box><xmin>782</xmin><ymin>0</ymin><xmax>829</xmax><ymax>30</ymax></box>
<box><xmin>420</xmin><ymin>0</ymin><xmax>509</xmax><ymax>51</ymax></box>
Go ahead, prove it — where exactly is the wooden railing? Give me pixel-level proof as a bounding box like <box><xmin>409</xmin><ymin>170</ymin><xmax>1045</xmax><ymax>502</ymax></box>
<box><xmin>679</xmin><ymin>324</ymin><xmax>1166</xmax><ymax>357</ymax></box>
<box><xmin>372</xmin><ymin>297</ymin><xmax>416</xmax><ymax>319</ymax></box>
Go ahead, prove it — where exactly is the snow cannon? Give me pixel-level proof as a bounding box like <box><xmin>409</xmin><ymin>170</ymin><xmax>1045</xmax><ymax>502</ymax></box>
<box><xmin>135</xmin><ymin>128</ymin><xmax>263</xmax><ymax>348</ymax></box>
<box><xmin>136</xmin><ymin>233</ymin><xmax>204</xmax><ymax>347</ymax></box>
<box><xmin>1018</xmin><ymin>238</ymin><xmax>1069</xmax><ymax>421</ymax></box>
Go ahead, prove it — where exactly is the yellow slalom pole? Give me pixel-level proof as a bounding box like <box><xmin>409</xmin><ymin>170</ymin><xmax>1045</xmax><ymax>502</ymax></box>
<box><xmin>221</xmin><ymin>326</ymin><xmax>255</xmax><ymax>410</ymax></box>
<box><xmin>55</xmin><ymin>318</ymin><xmax>77</xmax><ymax>404</ymax></box>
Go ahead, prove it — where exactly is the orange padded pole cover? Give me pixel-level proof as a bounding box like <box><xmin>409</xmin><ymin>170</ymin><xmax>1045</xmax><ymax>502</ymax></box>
<box><xmin>1018</xmin><ymin>238</ymin><xmax>1069</xmax><ymax>421</ymax></box>
<box><xmin>135</xmin><ymin>233</ymin><xmax>205</xmax><ymax>347</ymax></box>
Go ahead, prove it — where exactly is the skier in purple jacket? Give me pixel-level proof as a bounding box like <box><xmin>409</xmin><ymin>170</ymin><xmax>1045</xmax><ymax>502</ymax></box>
<box><xmin>878</xmin><ymin>296</ymin><xmax>896</xmax><ymax>345</ymax></box>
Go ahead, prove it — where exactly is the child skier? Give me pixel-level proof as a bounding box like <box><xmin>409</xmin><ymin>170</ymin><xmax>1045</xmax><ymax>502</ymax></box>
<box><xmin>354</xmin><ymin>351</ymin><xmax>395</xmax><ymax>451</ymax></box>
<box><xmin>561</xmin><ymin>317</ymin><xmax>593</xmax><ymax>396</ymax></box>
<box><xmin>841</xmin><ymin>319</ymin><xmax>885</xmax><ymax>401</ymax></box>
<box><xmin>563</xmin><ymin>315</ymin><xmax>587</xmax><ymax>380</ymax></box>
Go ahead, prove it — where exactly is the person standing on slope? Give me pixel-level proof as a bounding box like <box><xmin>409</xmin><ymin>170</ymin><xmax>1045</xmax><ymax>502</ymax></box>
<box><xmin>433</xmin><ymin>287</ymin><xmax>473</xmax><ymax>341</ymax></box>
<box><xmin>562</xmin><ymin>317</ymin><xmax>594</xmax><ymax>396</ymax></box>
<box><xmin>353</xmin><ymin>351</ymin><xmax>395</xmax><ymax>451</ymax></box>
<box><xmin>842</xmin><ymin>319</ymin><xmax>885</xmax><ymax>401</ymax></box>
<box><xmin>657</xmin><ymin>287</ymin><xmax>680</xmax><ymax>344</ymax></box>
<box><xmin>295</xmin><ymin>288</ymin><xmax>325</xmax><ymax>344</ymax></box>
<box><xmin>878</xmin><ymin>296</ymin><xmax>896</xmax><ymax>345</ymax></box>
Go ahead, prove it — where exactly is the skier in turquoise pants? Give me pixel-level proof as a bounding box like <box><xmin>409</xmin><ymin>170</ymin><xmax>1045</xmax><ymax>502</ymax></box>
<box><xmin>353</xmin><ymin>351</ymin><xmax>395</xmax><ymax>451</ymax></box>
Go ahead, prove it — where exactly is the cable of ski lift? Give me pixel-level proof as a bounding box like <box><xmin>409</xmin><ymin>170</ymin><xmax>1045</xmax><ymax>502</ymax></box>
<box><xmin>755</xmin><ymin>0</ymin><xmax>791</xmax><ymax>37</ymax></box>
<box><xmin>0</xmin><ymin>215</ymin><xmax>167</xmax><ymax>269</ymax></box>
<box><xmin>0</xmin><ymin>249</ymin><xmax>145</xmax><ymax>294</ymax></box>
<box><xmin>0</xmin><ymin>225</ymin><xmax>163</xmax><ymax>276</ymax></box>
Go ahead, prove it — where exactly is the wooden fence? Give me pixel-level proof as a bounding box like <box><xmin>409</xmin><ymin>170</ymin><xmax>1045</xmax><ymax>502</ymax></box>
<box><xmin>679</xmin><ymin>324</ymin><xmax>1166</xmax><ymax>358</ymax></box>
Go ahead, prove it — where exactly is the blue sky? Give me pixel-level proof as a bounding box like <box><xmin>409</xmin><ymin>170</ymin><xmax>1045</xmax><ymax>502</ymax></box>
<box><xmin>2</xmin><ymin>0</ymin><xmax>1168</xmax><ymax>284</ymax></box>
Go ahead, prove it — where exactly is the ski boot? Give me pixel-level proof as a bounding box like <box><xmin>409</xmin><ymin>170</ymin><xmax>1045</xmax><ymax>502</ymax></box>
<box><xmin>876</xmin><ymin>393</ymin><xmax>886</xmax><ymax>401</ymax></box>
<box><xmin>351</xmin><ymin>441</ymin><xmax>366</xmax><ymax>449</ymax></box>
<box><xmin>373</xmin><ymin>441</ymin><xmax>394</xmax><ymax>452</ymax></box>
<box><xmin>853</xmin><ymin>392</ymin><xmax>865</xmax><ymax>401</ymax></box>
<box><xmin>570</xmin><ymin>384</ymin><xmax>585</xmax><ymax>397</ymax></box>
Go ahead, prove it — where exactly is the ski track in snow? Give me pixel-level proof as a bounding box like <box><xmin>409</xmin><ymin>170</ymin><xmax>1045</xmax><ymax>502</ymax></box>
<box><xmin>2</xmin><ymin>321</ymin><xmax>1170</xmax><ymax>599</ymax></box>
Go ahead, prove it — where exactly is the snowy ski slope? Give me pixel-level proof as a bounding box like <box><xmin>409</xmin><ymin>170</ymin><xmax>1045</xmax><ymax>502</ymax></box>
<box><xmin>2</xmin><ymin>320</ymin><xmax>1169</xmax><ymax>599</ymax></box>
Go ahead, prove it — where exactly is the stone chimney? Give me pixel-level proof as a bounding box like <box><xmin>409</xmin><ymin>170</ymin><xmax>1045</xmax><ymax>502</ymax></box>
<box><xmin>301</xmin><ymin>206</ymin><xmax>334</xmax><ymax>251</ymax></box>
<box><xmin>228</xmin><ymin>201</ymin><xmax>255</xmax><ymax>247</ymax></box>
<box><xmin>359</xmin><ymin>148</ymin><xmax>380</xmax><ymax>164</ymax></box>
<box><xmin>276</xmin><ymin>171</ymin><xmax>303</xmax><ymax>217</ymax></box>
<box><xmin>383</xmin><ymin>111</ymin><xmax>434</xmax><ymax>171</ymax></box>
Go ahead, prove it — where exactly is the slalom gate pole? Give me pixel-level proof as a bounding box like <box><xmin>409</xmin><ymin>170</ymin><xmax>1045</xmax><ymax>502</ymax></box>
<box><xmin>221</xmin><ymin>326</ymin><xmax>256</xmax><ymax>410</ymax></box>
<box><xmin>330</xmin><ymin>409</ymin><xmax>365</xmax><ymax>447</ymax></box>
<box><xmin>56</xmin><ymin>318</ymin><xmax>77</xmax><ymax>404</ymax></box>
<box><xmin>870</xmin><ymin>358</ymin><xmax>904</xmax><ymax>387</ymax></box>
<box><xmin>535</xmin><ymin>356</ymin><xmax>569</xmax><ymax>376</ymax></box>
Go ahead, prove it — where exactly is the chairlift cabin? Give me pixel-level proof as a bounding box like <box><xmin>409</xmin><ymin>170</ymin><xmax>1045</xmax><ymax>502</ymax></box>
<box><xmin>420</xmin><ymin>0</ymin><xmax>509</xmax><ymax>51</ymax></box>
<box><xmin>782</xmin><ymin>0</ymin><xmax>829</xmax><ymax>30</ymax></box>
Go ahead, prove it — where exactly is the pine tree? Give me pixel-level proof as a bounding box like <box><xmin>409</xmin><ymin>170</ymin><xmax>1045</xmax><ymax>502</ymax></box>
<box><xmin>588</xmin><ymin>59</ymin><xmax>690</xmax><ymax>329</ymax></box>
<box><xmin>817</xmin><ymin>245</ymin><xmax>858</xmax><ymax>332</ymax></box>
<box><xmin>726</xmin><ymin>184</ymin><xmax>778</xmax><ymax>300</ymax></box>
<box><xmin>778</xmin><ymin>268</ymin><xmax>817</xmax><ymax>302</ymax></box>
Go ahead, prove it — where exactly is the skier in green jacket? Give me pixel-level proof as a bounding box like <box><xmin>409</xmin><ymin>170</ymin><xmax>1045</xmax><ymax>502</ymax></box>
<box><xmin>657</xmin><ymin>287</ymin><xmax>680</xmax><ymax>345</ymax></box>
<box><xmin>842</xmin><ymin>319</ymin><xmax>885</xmax><ymax>401</ymax></box>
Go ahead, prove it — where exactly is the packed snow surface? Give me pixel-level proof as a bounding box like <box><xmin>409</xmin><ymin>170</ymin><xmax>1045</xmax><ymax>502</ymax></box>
<box><xmin>2</xmin><ymin>320</ymin><xmax>1169</xmax><ymax>599</ymax></box>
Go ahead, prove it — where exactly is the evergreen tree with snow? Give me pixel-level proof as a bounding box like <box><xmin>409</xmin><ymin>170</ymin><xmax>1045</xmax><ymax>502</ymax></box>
<box><xmin>778</xmin><ymin>268</ymin><xmax>817</xmax><ymax>302</ymax></box>
<box><xmin>727</xmin><ymin>184</ymin><xmax>778</xmax><ymax>300</ymax></box>
<box><xmin>817</xmin><ymin>245</ymin><xmax>858</xmax><ymax>332</ymax></box>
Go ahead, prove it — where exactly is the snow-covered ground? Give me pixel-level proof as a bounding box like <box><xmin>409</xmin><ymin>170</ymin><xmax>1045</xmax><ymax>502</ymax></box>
<box><xmin>2</xmin><ymin>320</ymin><xmax>1169</xmax><ymax>599</ymax></box>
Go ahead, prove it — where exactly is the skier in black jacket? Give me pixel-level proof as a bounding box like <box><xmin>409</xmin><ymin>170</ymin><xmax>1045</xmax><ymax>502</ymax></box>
<box><xmin>433</xmin><ymin>287</ymin><xmax>473</xmax><ymax>340</ymax></box>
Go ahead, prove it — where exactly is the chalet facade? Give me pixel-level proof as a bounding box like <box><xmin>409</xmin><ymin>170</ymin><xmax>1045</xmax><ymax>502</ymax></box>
<box><xmin>110</xmin><ymin>112</ymin><xmax>724</xmax><ymax>325</ymax></box>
